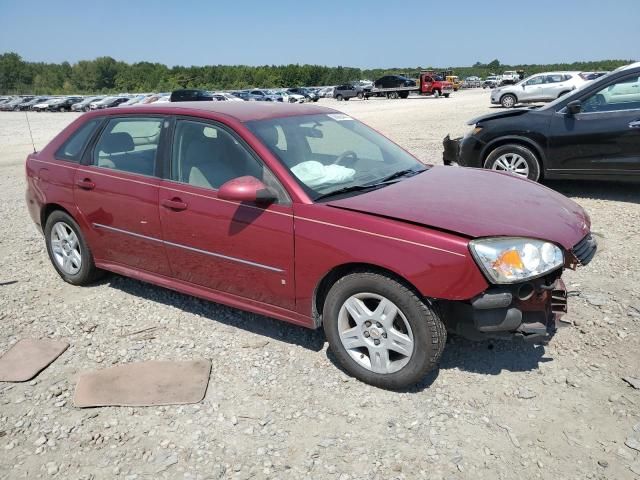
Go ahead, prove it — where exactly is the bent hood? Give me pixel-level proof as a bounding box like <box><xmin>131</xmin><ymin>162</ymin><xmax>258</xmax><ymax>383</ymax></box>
<box><xmin>467</xmin><ymin>108</ymin><xmax>531</xmax><ymax>125</ymax></box>
<box><xmin>327</xmin><ymin>166</ymin><xmax>590</xmax><ymax>249</ymax></box>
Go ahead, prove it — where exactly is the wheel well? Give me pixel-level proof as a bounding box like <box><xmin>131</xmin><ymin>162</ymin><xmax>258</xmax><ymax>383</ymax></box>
<box><xmin>312</xmin><ymin>263</ymin><xmax>422</xmax><ymax>327</ymax></box>
<box><xmin>558</xmin><ymin>90</ymin><xmax>570</xmax><ymax>98</ymax></box>
<box><xmin>41</xmin><ymin>203</ymin><xmax>72</xmax><ymax>229</ymax></box>
<box><xmin>483</xmin><ymin>138</ymin><xmax>545</xmax><ymax>170</ymax></box>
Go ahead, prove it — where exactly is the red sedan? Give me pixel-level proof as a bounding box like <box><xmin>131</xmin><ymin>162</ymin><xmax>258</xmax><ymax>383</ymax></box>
<box><xmin>25</xmin><ymin>102</ymin><xmax>596</xmax><ymax>389</ymax></box>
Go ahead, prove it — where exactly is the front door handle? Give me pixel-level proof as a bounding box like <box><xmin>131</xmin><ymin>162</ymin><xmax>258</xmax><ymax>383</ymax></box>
<box><xmin>161</xmin><ymin>198</ymin><xmax>188</xmax><ymax>211</ymax></box>
<box><xmin>76</xmin><ymin>178</ymin><xmax>95</xmax><ymax>190</ymax></box>
<box><xmin>629</xmin><ymin>121</ymin><xmax>640</xmax><ymax>129</ymax></box>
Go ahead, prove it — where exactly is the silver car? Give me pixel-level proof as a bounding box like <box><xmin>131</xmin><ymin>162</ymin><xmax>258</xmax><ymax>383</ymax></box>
<box><xmin>491</xmin><ymin>71</ymin><xmax>586</xmax><ymax>108</ymax></box>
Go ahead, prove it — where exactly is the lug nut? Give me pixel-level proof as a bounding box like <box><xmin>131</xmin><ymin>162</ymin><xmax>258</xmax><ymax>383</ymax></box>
<box><xmin>376</xmin><ymin>322</ymin><xmax>382</xmax><ymax>328</ymax></box>
<box><xmin>382</xmin><ymin>332</ymin><xmax>387</xmax><ymax>338</ymax></box>
<box><xmin>363</xmin><ymin>331</ymin><xmax>370</xmax><ymax>338</ymax></box>
<box><xmin>374</xmin><ymin>339</ymin><xmax>380</xmax><ymax>346</ymax></box>
<box><xmin>364</xmin><ymin>321</ymin><xmax>372</xmax><ymax>328</ymax></box>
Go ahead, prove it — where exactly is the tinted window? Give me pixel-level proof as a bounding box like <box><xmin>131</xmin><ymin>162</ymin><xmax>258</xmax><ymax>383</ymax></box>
<box><xmin>582</xmin><ymin>75</ymin><xmax>640</xmax><ymax>112</ymax></box>
<box><xmin>171</xmin><ymin>120</ymin><xmax>264</xmax><ymax>190</ymax></box>
<box><xmin>545</xmin><ymin>75</ymin><xmax>564</xmax><ymax>83</ymax></box>
<box><xmin>55</xmin><ymin>119</ymin><xmax>101</xmax><ymax>162</ymax></box>
<box><xmin>93</xmin><ymin>117</ymin><xmax>162</xmax><ymax>176</ymax></box>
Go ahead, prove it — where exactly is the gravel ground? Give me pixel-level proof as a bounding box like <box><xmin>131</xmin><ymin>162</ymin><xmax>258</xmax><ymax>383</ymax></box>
<box><xmin>1</xmin><ymin>89</ymin><xmax>639</xmax><ymax>480</ymax></box>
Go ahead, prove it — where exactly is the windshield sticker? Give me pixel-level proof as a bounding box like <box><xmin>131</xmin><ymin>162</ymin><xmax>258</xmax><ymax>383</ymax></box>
<box><xmin>327</xmin><ymin>113</ymin><xmax>354</xmax><ymax>121</ymax></box>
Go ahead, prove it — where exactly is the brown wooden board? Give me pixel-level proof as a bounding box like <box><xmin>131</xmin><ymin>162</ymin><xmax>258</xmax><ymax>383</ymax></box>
<box><xmin>0</xmin><ymin>339</ymin><xmax>69</xmax><ymax>382</ymax></box>
<box><xmin>73</xmin><ymin>360</ymin><xmax>212</xmax><ymax>408</ymax></box>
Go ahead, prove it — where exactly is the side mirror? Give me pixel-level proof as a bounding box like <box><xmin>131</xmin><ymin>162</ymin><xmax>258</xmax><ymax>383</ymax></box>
<box><xmin>566</xmin><ymin>100</ymin><xmax>582</xmax><ymax>115</ymax></box>
<box><xmin>522</xmin><ymin>84</ymin><xmax>526</xmax><ymax>89</ymax></box>
<box><xmin>218</xmin><ymin>176</ymin><xmax>276</xmax><ymax>204</ymax></box>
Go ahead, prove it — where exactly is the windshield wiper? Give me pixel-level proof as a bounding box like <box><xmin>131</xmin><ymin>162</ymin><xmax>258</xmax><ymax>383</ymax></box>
<box><xmin>314</xmin><ymin>183</ymin><xmax>386</xmax><ymax>202</ymax></box>
<box><xmin>376</xmin><ymin>168</ymin><xmax>425</xmax><ymax>184</ymax></box>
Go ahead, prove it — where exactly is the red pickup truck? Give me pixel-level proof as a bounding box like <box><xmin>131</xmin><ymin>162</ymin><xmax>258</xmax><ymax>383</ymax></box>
<box><xmin>366</xmin><ymin>71</ymin><xmax>454</xmax><ymax>99</ymax></box>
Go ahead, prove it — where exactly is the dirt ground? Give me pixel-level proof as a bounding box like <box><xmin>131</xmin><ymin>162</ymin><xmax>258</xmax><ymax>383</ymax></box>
<box><xmin>1</xmin><ymin>89</ymin><xmax>639</xmax><ymax>480</ymax></box>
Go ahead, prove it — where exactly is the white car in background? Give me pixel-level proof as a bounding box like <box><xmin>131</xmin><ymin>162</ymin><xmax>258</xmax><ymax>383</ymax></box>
<box><xmin>273</xmin><ymin>89</ymin><xmax>305</xmax><ymax>103</ymax></box>
<box><xmin>491</xmin><ymin>72</ymin><xmax>587</xmax><ymax>108</ymax></box>
<box><xmin>32</xmin><ymin>98</ymin><xmax>58</xmax><ymax>112</ymax></box>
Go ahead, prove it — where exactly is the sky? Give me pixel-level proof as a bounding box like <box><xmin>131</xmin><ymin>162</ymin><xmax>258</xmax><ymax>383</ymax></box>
<box><xmin>1</xmin><ymin>0</ymin><xmax>638</xmax><ymax>68</ymax></box>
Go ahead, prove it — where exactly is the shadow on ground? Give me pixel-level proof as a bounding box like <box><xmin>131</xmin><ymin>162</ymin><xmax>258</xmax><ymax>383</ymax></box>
<box><xmin>543</xmin><ymin>179</ymin><xmax>640</xmax><ymax>204</ymax></box>
<box><xmin>108</xmin><ymin>275</ymin><xmax>551</xmax><ymax>392</ymax></box>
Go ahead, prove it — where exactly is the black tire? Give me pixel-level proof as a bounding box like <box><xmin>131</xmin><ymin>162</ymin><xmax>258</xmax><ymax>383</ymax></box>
<box><xmin>500</xmin><ymin>93</ymin><xmax>517</xmax><ymax>108</ymax></box>
<box><xmin>44</xmin><ymin>210</ymin><xmax>103</xmax><ymax>285</ymax></box>
<box><xmin>444</xmin><ymin>93</ymin><xmax>450</xmax><ymax>98</ymax></box>
<box><xmin>323</xmin><ymin>271</ymin><xmax>446</xmax><ymax>389</ymax></box>
<box><xmin>336</xmin><ymin>94</ymin><xmax>343</xmax><ymax>101</ymax></box>
<box><xmin>398</xmin><ymin>91</ymin><xmax>409</xmax><ymax>99</ymax></box>
<box><xmin>344</xmin><ymin>97</ymin><xmax>350</xmax><ymax>101</ymax></box>
<box><xmin>483</xmin><ymin>143</ymin><xmax>542</xmax><ymax>181</ymax></box>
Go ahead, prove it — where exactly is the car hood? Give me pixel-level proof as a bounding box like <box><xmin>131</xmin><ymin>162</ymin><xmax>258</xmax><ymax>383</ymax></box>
<box><xmin>466</xmin><ymin>108</ymin><xmax>531</xmax><ymax>125</ymax></box>
<box><xmin>326</xmin><ymin>166</ymin><xmax>590</xmax><ymax>249</ymax></box>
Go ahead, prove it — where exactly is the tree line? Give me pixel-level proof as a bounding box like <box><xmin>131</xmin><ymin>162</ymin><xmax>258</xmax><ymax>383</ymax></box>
<box><xmin>0</xmin><ymin>52</ymin><xmax>634</xmax><ymax>95</ymax></box>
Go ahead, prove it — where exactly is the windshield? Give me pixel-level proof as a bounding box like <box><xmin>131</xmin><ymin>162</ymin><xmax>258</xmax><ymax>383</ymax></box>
<box><xmin>246</xmin><ymin>113</ymin><xmax>426</xmax><ymax>201</ymax></box>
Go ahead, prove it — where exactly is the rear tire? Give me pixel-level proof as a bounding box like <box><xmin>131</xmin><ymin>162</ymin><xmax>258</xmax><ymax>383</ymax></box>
<box><xmin>44</xmin><ymin>211</ymin><xmax>103</xmax><ymax>285</ymax></box>
<box><xmin>444</xmin><ymin>93</ymin><xmax>450</xmax><ymax>98</ymax></box>
<box><xmin>399</xmin><ymin>91</ymin><xmax>409</xmax><ymax>99</ymax></box>
<box><xmin>323</xmin><ymin>271</ymin><xmax>446</xmax><ymax>390</ymax></box>
<box><xmin>484</xmin><ymin>144</ymin><xmax>541</xmax><ymax>181</ymax></box>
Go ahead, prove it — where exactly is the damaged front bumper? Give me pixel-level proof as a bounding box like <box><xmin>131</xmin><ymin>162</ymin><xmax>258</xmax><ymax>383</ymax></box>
<box><xmin>439</xmin><ymin>274</ymin><xmax>567</xmax><ymax>343</ymax></box>
<box><xmin>442</xmin><ymin>134</ymin><xmax>461</xmax><ymax>166</ymax></box>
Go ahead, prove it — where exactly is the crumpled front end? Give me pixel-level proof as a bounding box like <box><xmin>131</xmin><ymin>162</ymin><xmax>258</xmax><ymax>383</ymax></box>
<box><xmin>439</xmin><ymin>233</ymin><xmax>597</xmax><ymax>343</ymax></box>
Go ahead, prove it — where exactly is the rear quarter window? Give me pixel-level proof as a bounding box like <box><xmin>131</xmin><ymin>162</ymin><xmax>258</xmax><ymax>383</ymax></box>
<box><xmin>55</xmin><ymin>118</ymin><xmax>101</xmax><ymax>162</ymax></box>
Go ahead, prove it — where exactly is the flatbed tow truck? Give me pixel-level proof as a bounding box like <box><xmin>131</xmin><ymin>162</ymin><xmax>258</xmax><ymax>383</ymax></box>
<box><xmin>364</xmin><ymin>71</ymin><xmax>454</xmax><ymax>99</ymax></box>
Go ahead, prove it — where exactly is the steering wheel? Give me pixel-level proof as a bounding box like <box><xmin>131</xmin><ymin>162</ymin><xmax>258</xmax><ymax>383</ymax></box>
<box><xmin>333</xmin><ymin>150</ymin><xmax>358</xmax><ymax>165</ymax></box>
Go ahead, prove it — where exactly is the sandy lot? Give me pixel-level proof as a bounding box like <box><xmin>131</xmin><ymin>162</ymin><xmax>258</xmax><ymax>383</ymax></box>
<box><xmin>1</xmin><ymin>89</ymin><xmax>639</xmax><ymax>480</ymax></box>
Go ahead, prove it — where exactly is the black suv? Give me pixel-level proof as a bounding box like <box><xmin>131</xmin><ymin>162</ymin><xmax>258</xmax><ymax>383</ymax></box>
<box><xmin>443</xmin><ymin>62</ymin><xmax>640</xmax><ymax>182</ymax></box>
<box><xmin>170</xmin><ymin>89</ymin><xmax>214</xmax><ymax>102</ymax></box>
<box><xmin>374</xmin><ymin>75</ymin><xmax>416</xmax><ymax>89</ymax></box>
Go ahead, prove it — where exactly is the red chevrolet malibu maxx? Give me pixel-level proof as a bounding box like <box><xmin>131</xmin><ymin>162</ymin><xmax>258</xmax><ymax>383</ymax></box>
<box><xmin>26</xmin><ymin>102</ymin><xmax>596</xmax><ymax>389</ymax></box>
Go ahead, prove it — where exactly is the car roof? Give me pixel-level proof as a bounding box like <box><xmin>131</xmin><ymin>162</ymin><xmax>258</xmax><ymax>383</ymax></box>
<box><xmin>112</xmin><ymin>101</ymin><xmax>335</xmax><ymax>122</ymax></box>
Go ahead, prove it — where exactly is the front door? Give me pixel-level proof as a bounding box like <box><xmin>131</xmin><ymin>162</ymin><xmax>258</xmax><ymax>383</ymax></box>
<box><xmin>520</xmin><ymin>74</ymin><xmax>545</xmax><ymax>102</ymax></box>
<box><xmin>74</xmin><ymin>115</ymin><xmax>172</xmax><ymax>275</ymax></box>
<box><xmin>158</xmin><ymin>118</ymin><xmax>295</xmax><ymax>310</ymax></box>
<box><xmin>547</xmin><ymin>72</ymin><xmax>640</xmax><ymax>175</ymax></box>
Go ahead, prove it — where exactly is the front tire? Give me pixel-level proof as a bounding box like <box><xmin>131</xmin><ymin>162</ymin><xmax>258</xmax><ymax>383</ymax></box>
<box><xmin>323</xmin><ymin>271</ymin><xmax>446</xmax><ymax>389</ymax></box>
<box><xmin>500</xmin><ymin>94</ymin><xmax>517</xmax><ymax>108</ymax></box>
<box><xmin>336</xmin><ymin>94</ymin><xmax>343</xmax><ymax>101</ymax></box>
<box><xmin>44</xmin><ymin>211</ymin><xmax>103</xmax><ymax>285</ymax></box>
<box><xmin>484</xmin><ymin>144</ymin><xmax>541</xmax><ymax>181</ymax></box>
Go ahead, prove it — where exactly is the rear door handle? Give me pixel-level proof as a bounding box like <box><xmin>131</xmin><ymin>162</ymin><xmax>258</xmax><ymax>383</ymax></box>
<box><xmin>161</xmin><ymin>198</ymin><xmax>188</xmax><ymax>211</ymax></box>
<box><xmin>76</xmin><ymin>178</ymin><xmax>95</xmax><ymax>190</ymax></box>
<box><xmin>629</xmin><ymin>121</ymin><xmax>640</xmax><ymax>129</ymax></box>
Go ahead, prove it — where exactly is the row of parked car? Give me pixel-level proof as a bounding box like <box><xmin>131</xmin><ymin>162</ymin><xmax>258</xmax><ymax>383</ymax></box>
<box><xmin>0</xmin><ymin>86</ymin><xmax>329</xmax><ymax>113</ymax></box>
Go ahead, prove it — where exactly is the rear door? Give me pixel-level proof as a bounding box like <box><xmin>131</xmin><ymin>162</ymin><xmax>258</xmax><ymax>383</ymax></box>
<box><xmin>73</xmin><ymin>115</ymin><xmax>172</xmax><ymax>275</ymax></box>
<box><xmin>547</xmin><ymin>72</ymin><xmax>640</xmax><ymax>174</ymax></box>
<box><xmin>158</xmin><ymin>118</ymin><xmax>295</xmax><ymax>309</ymax></box>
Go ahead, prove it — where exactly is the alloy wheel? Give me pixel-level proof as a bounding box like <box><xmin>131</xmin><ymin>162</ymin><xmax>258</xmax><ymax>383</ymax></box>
<box><xmin>337</xmin><ymin>293</ymin><xmax>414</xmax><ymax>374</ymax></box>
<box><xmin>491</xmin><ymin>153</ymin><xmax>530</xmax><ymax>178</ymax></box>
<box><xmin>50</xmin><ymin>221</ymin><xmax>82</xmax><ymax>275</ymax></box>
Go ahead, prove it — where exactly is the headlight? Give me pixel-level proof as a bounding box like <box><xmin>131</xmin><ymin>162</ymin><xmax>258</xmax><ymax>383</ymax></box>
<box><xmin>469</xmin><ymin>237</ymin><xmax>564</xmax><ymax>284</ymax></box>
<box><xmin>464</xmin><ymin>125</ymin><xmax>483</xmax><ymax>137</ymax></box>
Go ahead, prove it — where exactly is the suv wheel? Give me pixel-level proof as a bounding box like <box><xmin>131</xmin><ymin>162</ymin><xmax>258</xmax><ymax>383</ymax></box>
<box><xmin>484</xmin><ymin>144</ymin><xmax>541</xmax><ymax>181</ymax></box>
<box><xmin>44</xmin><ymin>211</ymin><xmax>103</xmax><ymax>285</ymax></box>
<box><xmin>323</xmin><ymin>271</ymin><xmax>446</xmax><ymax>389</ymax></box>
<box><xmin>336</xmin><ymin>94</ymin><xmax>343</xmax><ymax>101</ymax></box>
<box><xmin>357</xmin><ymin>92</ymin><xmax>364</xmax><ymax>99</ymax></box>
<box><xmin>500</xmin><ymin>94</ymin><xmax>517</xmax><ymax>108</ymax></box>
